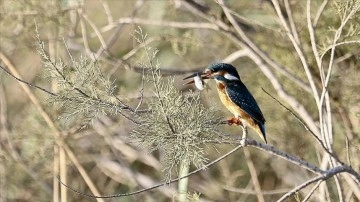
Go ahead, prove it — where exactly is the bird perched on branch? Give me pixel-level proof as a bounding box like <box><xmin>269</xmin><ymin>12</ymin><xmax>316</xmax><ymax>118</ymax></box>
<box><xmin>184</xmin><ymin>63</ymin><xmax>267</xmax><ymax>143</ymax></box>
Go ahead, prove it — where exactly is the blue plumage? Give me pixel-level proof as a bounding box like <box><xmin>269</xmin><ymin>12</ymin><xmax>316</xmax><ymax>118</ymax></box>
<box><xmin>183</xmin><ymin>63</ymin><xmax>267</xmax><ymax>143</ymax></box>
<box><xmin>224</xmin><ymin>79</ymin><xmax>265</xmax><ymax>124</ymax></box>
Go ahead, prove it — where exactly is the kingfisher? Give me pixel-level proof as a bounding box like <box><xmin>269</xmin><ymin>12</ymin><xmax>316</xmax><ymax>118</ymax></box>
<box><xmin>183</xmin><ymin>63</ymin><xmax>267</xmax><ymax>143</ymax></box>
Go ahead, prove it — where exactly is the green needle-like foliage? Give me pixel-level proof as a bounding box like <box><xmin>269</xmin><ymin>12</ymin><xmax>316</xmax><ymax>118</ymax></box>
<box><xmin>130</xmin><ymin>27</ymin><xmax>223</xmax><ymax>179</ymax></box>
<box><xmin>131</xmin><ymin>77</ymin><xmax>221</xmax><ymax>179</ymax></box>
<box><xmin>37</xmin><ymin>32</ymin><xmax>126</xmax><ymax>127</ymax></box>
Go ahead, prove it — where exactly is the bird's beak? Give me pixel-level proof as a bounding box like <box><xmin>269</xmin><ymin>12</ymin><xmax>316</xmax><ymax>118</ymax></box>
<box><xmin>183</xmin><ymin>71</ymin><xmax>211</xmax><ymax>85</ymax></box>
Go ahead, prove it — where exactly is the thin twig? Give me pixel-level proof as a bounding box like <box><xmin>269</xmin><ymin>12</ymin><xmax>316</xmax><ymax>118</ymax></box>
<box><xmin>244</xmin><ymin>147</ymin><xmax>265</xmax><ymax>202</ymax></box>
<box><xmin>271</xmin><ymin>0</ymin><xmax>320</xmax><ymax>106</ymax></box>
<box><xmin>97</xmin><ymin>17</ymin><xmax>218</xmax><ymax>34</ymax></box>
<box><xmin>221</xmin><ymin>49</ymin><xmax>249</xmax><ymax>63</ymax></box>
<box><xmin>57</xmin><ymin>144</ymin><xmax>244</xmax><ymax>198</ymax></box>
<box><xmin>284</xmin><ymin>0</ymin><xmax>300</xmax><ymax>45</ymax></box>
<box><xmin>261</xmin><ymin>88</ymin><xmax>342</xmax><ymax>164</ymax></box>
<box><xmin>79</xmin><ymin>11</ymin><xmax>107</xmax><ymax>58</ymax></box>
<box><xmin>313</xmin><ymin>0</ymin><xmax>328</xmax><ymax>27</ymax></box>
<box><xmin>247</xmin><ymin>139</ymin><xmax>324</xmax><ymax>174</ymax></box>
<box><xmin>0</xmin><ymin>63</ymin><xmax>138</xmax><ymax>123</ymax></box>
<box><xmin>134</xmin><ymin>65</ymin><xmax>145</xmax><ymax>113</ymax></box>
<box><xmin>307</xmin><ymin>0</ymin><xmax>324</xmax><ymax>84</ymax></box>
<box><xmin>302</xmin><ymin>180</ymin><xmax>323</xmax><ymax>202</ymax></box>
<box><xmin>100</xmin><ymin>0</ymin><xmax>113</xmax><ymax>24</ymax></box>
<box><xmin>223</xmin><ymin>187</ymin><xmax>290</xmax><ymax>195</ymax></box>
<box><xmin>276</xmin><ymin>166</ymin><xmax>350</xmax><ymax>202</ymax></box>
<box><xmin>96</xmin><ymin>0</ymin><xmax>144</xmax><ymax>59</ymax></box>
<box><xmin>77</xmin><ymin>8</ymin><xmax>92</xmax><ymax>56</ymax></box>
<box><xmin>0</xmin><ymin>64</ymin><xmax>57</xmax><ymax>96</ymax></box>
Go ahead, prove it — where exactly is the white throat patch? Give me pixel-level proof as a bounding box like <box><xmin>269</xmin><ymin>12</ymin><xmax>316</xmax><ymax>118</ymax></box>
<box><xmin>224</xmin><ymin>73</ymin><xmax>239</xmax><ymax>81</ymax></box>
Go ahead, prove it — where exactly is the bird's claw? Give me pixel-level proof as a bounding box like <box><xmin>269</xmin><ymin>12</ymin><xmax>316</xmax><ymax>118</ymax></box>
<box><xmin>227</xmin><ymin>117</ymin><xmax>242</xmax><ymax>126</ymax></box>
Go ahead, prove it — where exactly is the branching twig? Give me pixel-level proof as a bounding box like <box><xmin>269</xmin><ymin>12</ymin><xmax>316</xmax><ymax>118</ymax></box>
<box><xmin>261</xmin><ymin>88</ymin><xmax>342</xmax><ymax>164</ymax></box>
<box><xmin>261</xmin><ymin>88</ymin><xmax>360</xmax><ymax>182</ymax></box>
<box><xmin>97</xmin><ymin>17</ymin><xmax>218</xmax><ymax>34</ymax></box>
<box><xmin>0</xmin><ymin>64</ymin><xmax>57</xmax><ymax>96</ymax></box>
<box><xmin>57</xmin><ymin>144</ymin><xmax>244</xmax><ymax>198</ymax></box>
<box><xmin>302</xmin><ymin>180</ymin><xmax>323</xmax><ymax>202</ymax></box>
<box><xmin>244</xmin><ymin>147</ymin><xmax>265</xmax><ymax>202</ymax></box>
<box><xmin>271</xmin><ymin>0</ymin><xmax>320</xmax><ymax>106</ymax></box>
<box><xmin>276</xmin><ymin>166</ymin><xmax>352</xmax><ymax>202</ymax></box>
<box><xmin>247</xmin><ymin>139</ymin><xmax>324</xmax><ymax>174</ymax></box>
<box><xmin>0</xmin><ymin>54</ymin><xmax>140</xmax><ymax>124</ymax></box>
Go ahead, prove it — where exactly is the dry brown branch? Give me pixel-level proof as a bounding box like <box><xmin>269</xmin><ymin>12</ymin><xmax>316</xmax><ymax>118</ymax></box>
<box><xmin>0</xmin><ymin>83</ymin><xmax>7</xmax><ymax>202</ymax></box>
<box><xmin>221</xmin><ymin>49</ymin><xmax>249</xmax><ymax>63</ymax></box>
<box><xmin>247</xmin><ymin>140</ymin><xmax>324</xmax><ymax>174</ymax></box>
<box><xmin>53</xmin><ymin>146</ymin><xmax>60</xmax><ymax>202</ymax></box>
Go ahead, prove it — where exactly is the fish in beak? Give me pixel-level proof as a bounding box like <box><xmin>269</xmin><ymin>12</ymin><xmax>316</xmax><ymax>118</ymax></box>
<box><xmin>183</xmin><ymin>71</ymin><xmax>211</xmax><ymax>90</ymax></box>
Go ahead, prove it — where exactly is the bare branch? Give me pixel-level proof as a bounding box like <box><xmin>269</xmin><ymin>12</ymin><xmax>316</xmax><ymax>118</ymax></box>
<box><xmin>276</xmin><ymin>166</ymin><xmax>354</xmax><ymax>202</ymax></box>
<box><xmin>284</xmin><ymin>0</ymin><xmax>300</xmax><ymax>45</ymax></box>
<box><xmin>272</xmin><ymin>0</ymin><xmax>320</xmax><ymax>106</ymax></box>
<box><xmin>307</xmin><ymin>0</ymin><xmax>324</xmax><ymax>84</ymax></box>
<box><xmin>57</xmin><ymin>144</ymin><xmax>244</xmax><ymax>198</ymax></box>
<box><xmin>221</xmin><ymin>49</ymin><xmax>249</xmax><ymax>63</ymax></box>
<box><xmin>244</xmin><ymin>148</ymin><xmax>265</xmax><ymax>202</ymax></box>
<box><xmin>261</xmin><ymin>88</ymin><xmax>341</xmax><ymax>163</ymax></box>
<box><xmin>97</xmin><ymin>17</ymin><xmax>218</xmax><ymax>35</ymax></box>
<box><xmin>247</xmin><ymin>140</ymin><xmax>324</xmax><ymax>174</ymax></box>
<box><xmin>302</xmin><ymin>180</ymin><xmax>323</xmax><ymax>202</ymax></box>
<box><xmin>313</xmin><ymin>0</ymin><xmax>329</xmax><ymax>27</ymax></box>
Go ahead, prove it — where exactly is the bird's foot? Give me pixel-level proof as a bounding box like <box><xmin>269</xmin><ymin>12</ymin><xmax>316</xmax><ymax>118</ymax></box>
<box><xmin>227</xmin><ymin>117</ymin><xmax>242</xmax><ymax>126</ymax></box>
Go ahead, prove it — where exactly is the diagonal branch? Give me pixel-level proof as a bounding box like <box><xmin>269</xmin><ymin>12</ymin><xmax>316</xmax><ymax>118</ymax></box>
<box><xmin>57</xmin><ymin>143</ymin><xmax>245</xmax><ymax>198</ymax></box>
<box><xmin>276</xmin><ymin>166</ymin><xmax>354</xmax><ymax>202</ymax></box>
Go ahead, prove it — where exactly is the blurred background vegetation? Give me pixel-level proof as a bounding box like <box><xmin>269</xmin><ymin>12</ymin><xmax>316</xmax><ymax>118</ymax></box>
<box><xmin>0</xmin><ymin>0</ymin><xmax>359</xmax><ymax>202</ymax></box>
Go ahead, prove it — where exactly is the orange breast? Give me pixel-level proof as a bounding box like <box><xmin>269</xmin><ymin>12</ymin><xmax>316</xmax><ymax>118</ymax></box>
<box><xmin>217</xmin><ymin>83</ymin><xmax>242</xmax><ymax>117</ymax></box>
<box><xmin>216</xmin><ymin>83</ymin><xmax>265</xmax><ymax>142</ymax></box>
<box><xmin>216</xmin><ymin>83</ymin><xmax>257</xmax><ymax>128</ymax></box>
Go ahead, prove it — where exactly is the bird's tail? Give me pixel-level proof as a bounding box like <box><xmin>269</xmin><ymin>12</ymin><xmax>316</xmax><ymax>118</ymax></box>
<box><xmin>256</xmin><ymin>123</ymin><xmax>267</xmax><ymax>144</ymax></box>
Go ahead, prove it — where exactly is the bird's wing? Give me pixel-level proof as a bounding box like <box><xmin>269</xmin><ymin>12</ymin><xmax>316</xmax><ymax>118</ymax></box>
<box><xmin>225</xmin><ymin>81</ymin><xmax>265</xmax><ymax>124</ymax></box>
